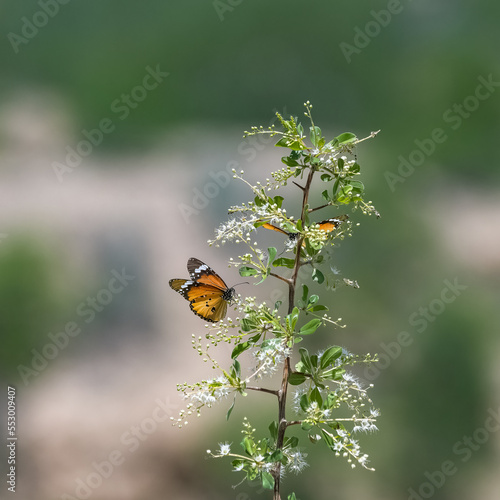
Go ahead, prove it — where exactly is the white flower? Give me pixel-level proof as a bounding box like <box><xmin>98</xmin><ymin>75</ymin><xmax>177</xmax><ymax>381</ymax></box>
<box><xmin>218</xmin><ymin>442</ymin><xmax>231</xmax><ymax>456</ymax></box>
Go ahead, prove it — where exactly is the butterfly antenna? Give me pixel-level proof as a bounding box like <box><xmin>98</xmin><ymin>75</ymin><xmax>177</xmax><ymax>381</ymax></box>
<box><xmin>232</xmin><ymin>282</ymin><xmax>249</xmax><ymax>288</ymax></box>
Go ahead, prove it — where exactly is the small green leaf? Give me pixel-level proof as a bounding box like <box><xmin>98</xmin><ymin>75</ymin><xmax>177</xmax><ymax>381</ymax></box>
<box><xmin>335</xmin><ymin>132</ymin><xmax>357</xmax><ymax>145</ymax></box>
<box><xmin>232</xmin><ymin>359</ymin><xmax>241</xmax><ymax>378</ymax></box>
<box><xmin>288</xmin><ymin>307</ymin><xmax>300</xmax><ymax>330</ymax></box>
<box><xmin>239</xmin><ymin>266</ymin><xmax>258</xmax><ymax>277</ymax></box>
<box><xmin>320</xmin><ymin>346</ymin><xmax>343</xmax><ymax>369</ymax></box>
<box><xmin>312</xmin><ymin>268</ymin><xmax>325</xmax><ymax>284</ymax></box>
<box><xmin>299</xmin><ymin>347</ymin><xmax>312</xmax><ymax>371</ymax></box>
<box><xmin>310</xmin><ymin>387</ymin><xmax>323</xmax><ymax>406</ymax></box>
<box><xmin>268</xmin><ymin>450</ymin><xmax>284</xmax><ymax>462</ymax></box>
<box><xmin>350</xmin><ymin>162</ymin><xmax>360</xmax><ymax>173</ymax></box>
<box><xmin>267</xmin><ymin>247</ymin><xmax>277</xmax><ymax>264</ymax></box>
<box><xmin>321</xmin><ymin>189</ymin><xmax>330</xmax><ymax>202</ymax></box>
<box><xmin>300</xmin><ymin>393</ymin><xmax>309</xmax><ymax>412</ymax></box>
<box><xmin>301</xmin><ymin>284</ymin><xmax>309</xmax><ymax>303</ymax></box>
<box><xmin>232</xmin><ymin>341</ymin><xmax>251</xmax><ymax>359</ymax></box>
<box><xmin>241</xmin><ymin>317</ymin><xmax>257</xmax><ymax>332</ymax></box>
<box><xmin>273</xmin><ymin>258</ymin><xmax>295</xmax><ymax>269</ymax></box>
<box><xmin>261</xmin><ymin>471</ymin><xmax>274</xmax><ymax>490</ymax></box>
<box><xmin>254</xmin><ymin>196</ymin><xmax>265</xmax><ymax>207</ymax></box>
<box><xmin>308</xmin><ymin>294</ymin><xmax>319</xmax><ymax>305</ymax></box>
<box><xmin>301</xmin><ymin>421</ymin><xmax>313</xmax><ymax>431</ymax></box>
<box><xmin>226</xmin><ymin>397</ymin><xmax>236</xmax><ymax>421</ymax></box>
<box><xmin>288</xmin><ymin>493</ymin><xmax>297</xmax><ymax>500</ymax></box>
<box><xmin>281</xmin><ymin>156</ymin><xmax>299</xmax><ymax>167</ymax></box>
<box><xmin>273</xmin><ymin>195</ymin><xmax>284</xmax><ymax>208</ymax></box>
<box><xmin>321</xmin><ymin>174</ymin><xmax>332</xmax><ymax>182</ymax></box>
<box><xmin>296</xmin><ymin>219</ymin><xmax>303</xmax><ymax>231</ymax></box>
<box><xmin>289</xmin><ymin>372</ymin><xmax>307</xmax><ymax>385</ymax></box>
<box><xmin>242</xmin><ymin>436</ymin><xmax>255</xmax><ymax>456</ymax></box>
<box><xmin>309</xmin><ymin>304</ymin><xmax>328</xmax><ymax>313</ymax></box>
<box><xmin>269</xmin><ymin>421</ymin><xmax>278</xmax><ymax>441</ymax></box>
<box><xmin>310</xmin><ymin>126</ymin><xmax>322</xmax><ymax>147</ymax></box>
<box><xmin>338</xmin><ymin>157</ymin><xmax>344</xmax><ymax>170</ymax></box>
<box><xmin>300</xmin><ymin>318</ymin><xmax>322</xmax><ymax>336</ymax></box>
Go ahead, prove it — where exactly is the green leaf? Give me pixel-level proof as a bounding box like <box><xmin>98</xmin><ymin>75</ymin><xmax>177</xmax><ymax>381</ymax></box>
<box><xmin>261</xmin><ymin>471</ymin><xmax>274</xmax><ymax>490</ymax></box>
<box><xmin>312</xmin><ymin>268</ymin><xmax>325</xmax><ymax>284</ymax></box>
<box><xmin>338</xmin><ymin>157</ymin><xmax>344</xmax><ymax>170</ymax></box>
<box><xmin>300</xmin><ymin>318</ymin><xmax>322</xmax><ymax>336</ymax></box>
<box><xmin>275</xmin><ymin>137</ymin><xmax>305</xmax><ymax>150</ymax></box>
<box><xmin>269</xmin><ymin>421</ymin><xmax>278</xmax><ymax>441</ymax></box>
<box><xmin>267</xmin><ymin>247</ymin><xmax>277</xmax><ymax>264</ymax></box>
<box><xmin>281</xmin><ymin>156</ymin><xmax>299</xmax><ymax>167</ymax></box>
<box><xmin>350</xmin><ymin>162</ymin><xmax>360</xmax><ymax>173</ymax></box>
<box><xmin>285</xmin><ymin>436</ymin><xmax>299</xmax><ymax>448</ymax></box>
<box><xmin>299</xmin><ymin>393</ymin><xmax>309</xmax><ymax>412</ymax></box>
<box><xmin>268</xmin><ymin>450</ymin><xmax>284</xmax><ymax>462</ymax></box>
<box><xmin>310</xmin><ymin>126</ymin><xmax>322</xmax><ymax>147</ymax></box>
<box><xmin>274</xmin><ymin>300</ymin><xmax>282</xmax><ymax>311</ymax></box>
<box><xmin>288</xmin><ymin>307</ymin><xmax>300</xmax><ymax>330</ymax></box>
<box><xmin>241</xmin><ymin>317</ymin><xmax>257</xmax><ymax>332</ymax></box>
<box><xmin>332</xmin><ymin>177</ymin><xmax>341</xmax><ymax>200</ymax></box>
<box><xmin>323</xmin><ymin>367</ymin><xmax>345</xmax><ymax>380</ymax></box>
<box><xmin>288</xmin><ymin>493</ymin><xmax>297</xmax><ymax>500</ymax></box>
<box><xmin>321</xmin><ymin>173</ymin><xmax>332</xmax><ymax>182</ymax></box>
<box><xmin>309</xmin><ymin>304</ymin><xmax>328</xmax><ymax>312</ymax></box>
<box><xmin>273</xmin><ymin>195</ymin><xmax>284</xmax><ymax>208</ymax></box>
<box><xmin>301</xmin><ymin>284</ymin><xmax>309</xmax><ymax>304</ymax></box>
<box><xmin>308</xmin><ymin>294</ymin><xmax>319</xmax><ymax>305</ymax></box>
<box><xmin>226</xmin><ymin>397</ymin><xmax>236</xmax><ymax>421</ymax></box>
<box><xmin>310</xmin><ymin>387</ymin><xmax>323</xmax><ymax>406</ymax></box>
<box><xmin>301</xmin><ymin>421</ymin><xmax>313</xmax><ymax>431</ymax></box>
<box><xmin>335</xmin><ymin>132</ymin><xmax>357</xmax><ymax>145</ymax></box>
<box><xmin>296</xmin><ymin>219</ymin><xmax>303</xmax><ymax>231</ymax></box>
<box><xmin>232</xmin><ymin>359</ymin><xmax>241</xmax><ymax>378</ymax></box>
<box><xmin>242</xmin><ymin>436</ymin><xmax>255</xmax><ymax>456</ymax></box>
<box><xmin>321</xmin><ymin>429</ymin><xmax>335</xmax><ymax>449</ymax></box>
<box><xmin>320</xmin><ymin>346</ymin><xmax>343</xmax><ymax>369</ymax></box>
<box><xmin>232</xmin><ymin>341</ymin><xmax>251</xmax><ymax>359</ymax></box>
<box><xmin>321</xmin><ymin>189</ymin><xmax>330</xmax><ymax>202</ymax></box>
<box><xmin>239</xmin><ymin>266</ymin><xmax>258</xmax><ymax>277</ymax></box>
<box><xmin>289</xmin><ymin>372</ymin><xmax>307</xmax><ymax>385</ymax></box>
<box><xmin>299</xmin><ymin>347</ymin><xmax>312</xmax><ymax>371</ymax></box>
<box><xmin>254</xmin><ymin>195</ymin><xmax>265</xmax><ymax>207</ymax></box>
<box><xmin>273</xmin><ymin>257</ymin><xmax>295</xmax><ymax>269</ymax></box>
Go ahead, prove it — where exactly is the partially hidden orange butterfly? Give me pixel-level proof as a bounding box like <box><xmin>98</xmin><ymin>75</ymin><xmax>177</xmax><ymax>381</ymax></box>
<box><xmin>169</xmin><ymin>258</ymin><xmax>236</xmax><ymax>322</ymax></box>
<box><xmin>261</xmin><ymin>215</ymin><xmax>349</xmax><ymax>242</ymax></box>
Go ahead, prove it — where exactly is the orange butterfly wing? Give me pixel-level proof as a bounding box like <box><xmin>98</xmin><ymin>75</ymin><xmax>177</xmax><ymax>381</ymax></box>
<box><xmin>169</xmin><ymin>258</ymin><xmax>233</xmax><ymax>322</ymax></box>
<box><xmin>261</xmin><ymin>223</ymin><xmax>290</xmax><ymax>237</ymax></box>
<box><xmin>187</xmin><ymin>284</ymin><xmax>228</xmax><ymax>322</ymax></box>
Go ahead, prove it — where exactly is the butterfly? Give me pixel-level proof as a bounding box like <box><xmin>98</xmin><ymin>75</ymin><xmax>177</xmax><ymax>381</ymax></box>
<box><xmin>261</xmin><ymin>215</ymin><xmax>349</xmax><ymax>242</ymax></box>
<box><xmin>169</xmin><ymin>258</ymin><xmax>235</xmax><ymax>323</ymax></box>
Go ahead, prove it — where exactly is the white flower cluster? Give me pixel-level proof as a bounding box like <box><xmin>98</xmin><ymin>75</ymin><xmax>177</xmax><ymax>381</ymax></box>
<box><xmin>172</xmin><ymin>375</ymin><xmax>233</xmax><ymax>428</ymax></box>
<box><xmin>252</xmin><ymin>338</ymin><xmax>291</xmax><ymax>379</ymax></box>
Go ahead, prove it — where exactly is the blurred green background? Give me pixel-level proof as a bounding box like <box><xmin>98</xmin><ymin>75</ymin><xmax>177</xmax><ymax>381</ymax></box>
<box><xmin>1</xmin><ymin>1</ymin><xmax>499</xmax><ymax>499</ymax></box>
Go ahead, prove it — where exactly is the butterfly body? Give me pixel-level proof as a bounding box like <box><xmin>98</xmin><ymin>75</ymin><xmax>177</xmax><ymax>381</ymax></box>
<box><xmin>169</xmin><ymin>258</ymin><xmax>234</xmax><ymax>322</ymax></box>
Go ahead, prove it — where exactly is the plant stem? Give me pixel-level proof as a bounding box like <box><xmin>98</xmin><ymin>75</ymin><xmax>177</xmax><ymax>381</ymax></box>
<box><xmin>273</xmin><ymin>167</ymin><xmax>315</xmax><ymax>500</ymax></box>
